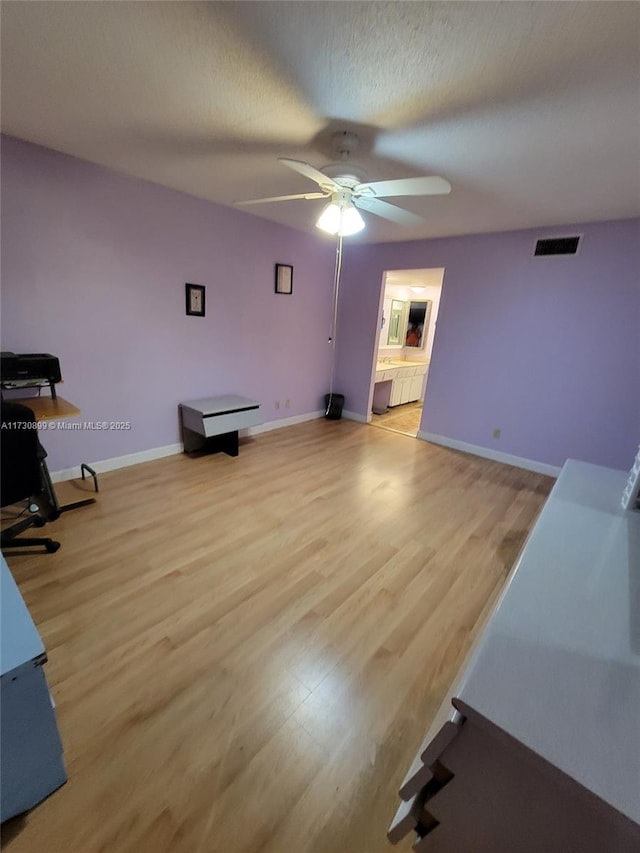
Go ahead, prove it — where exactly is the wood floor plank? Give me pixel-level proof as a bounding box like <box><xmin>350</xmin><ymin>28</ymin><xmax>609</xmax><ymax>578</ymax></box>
<box><xmin>1</xmin><ymin>419</ymin><xmax>552</xmax><ymax>852</ymax></box>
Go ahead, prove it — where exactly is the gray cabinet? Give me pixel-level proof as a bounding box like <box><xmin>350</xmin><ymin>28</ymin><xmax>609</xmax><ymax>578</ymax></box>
<box><xmin>1</xmin><ymin>555</ymin><xmax>66</xmax><ymax>822</ymax></box>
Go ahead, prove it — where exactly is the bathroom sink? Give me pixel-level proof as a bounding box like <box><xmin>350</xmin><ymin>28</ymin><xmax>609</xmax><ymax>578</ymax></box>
<box><xmin>377</xmin><ymin>360</ymin><xmax>409</xmax><ymax>368</ymax></box>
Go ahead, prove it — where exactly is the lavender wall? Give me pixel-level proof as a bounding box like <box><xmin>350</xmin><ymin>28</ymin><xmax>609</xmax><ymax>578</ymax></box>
<box><xmin>335</xmin><ymin>219</ymin><xmax>640</xmax><ymax>470</ymax></box>
<box><xmin>1</xmin><ymin>136</ymin><xmax>335</xmax><ymax>471</ymax></box>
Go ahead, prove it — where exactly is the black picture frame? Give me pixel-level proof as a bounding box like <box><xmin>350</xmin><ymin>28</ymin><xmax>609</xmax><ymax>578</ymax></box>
<box><xmin>185</xmin><ymin>283</ymin><xmax>206</xmax><ymax>317</ymax></box>
<box><xmin>275</xmin><ymin>263</ymin><xmax>293</xmax><ymax>295</ymax></box>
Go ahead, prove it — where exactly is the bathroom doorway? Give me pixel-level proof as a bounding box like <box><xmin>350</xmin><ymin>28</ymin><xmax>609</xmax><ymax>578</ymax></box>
<box><xmin>369</xmin><ymin>268</ymin><xmax>445</xmax><ymax>438</ymax></box>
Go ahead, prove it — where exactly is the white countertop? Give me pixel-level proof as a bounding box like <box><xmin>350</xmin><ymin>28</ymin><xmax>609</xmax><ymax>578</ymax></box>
<box><xmin>376</xmin><ymin>359</ymin><xmax>429</xmax><ymax>367</ymax></box>
<box><xmin>455</xmin><ymin>459</ymin><xmax>640</xmax><ymax>823</ymax></box>
<box><xmin>1</xmin><ymin>554</ymin><xmax>45</xmax><ymax>676</ymax></box>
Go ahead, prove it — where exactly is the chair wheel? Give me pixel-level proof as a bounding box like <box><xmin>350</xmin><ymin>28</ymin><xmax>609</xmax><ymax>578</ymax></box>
<box><xmin>33</xmin><ymin>517</ymin><xmax>46</xmax><ymax>528</ymax></box>
<box><xmin>46</xmin><ymin>541</ymin><xmax>61</xmax><ymax>553</ymax></box>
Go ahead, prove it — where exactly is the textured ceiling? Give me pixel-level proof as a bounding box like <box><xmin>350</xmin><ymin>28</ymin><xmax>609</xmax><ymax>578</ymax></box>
<box><xmin>385</xmin><ymin>269</ymin><xmax>445</xmax><ymax>291</ymax></box>
<box><xmin>1</xmin><ymin>1</ymin><xmax>639</xmax><ymax>243</ymax></box>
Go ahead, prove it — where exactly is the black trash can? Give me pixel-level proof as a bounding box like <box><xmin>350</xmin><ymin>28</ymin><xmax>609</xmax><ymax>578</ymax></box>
<box><xmin>324</xmin><ymin>393</ymin><xmax>345</xmax><ymax>420</ymax></box>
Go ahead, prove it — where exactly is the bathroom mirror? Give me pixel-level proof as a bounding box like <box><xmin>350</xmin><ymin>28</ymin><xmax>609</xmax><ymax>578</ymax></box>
<box><xmin>405</xmin><ymin>300</ymin><xmax>432</xmax><ymax>348</ymax></box>
<box><xmin>387</xmin><ymin>299</ymin><xmax>406</xmax><ymax>345</ymax></box>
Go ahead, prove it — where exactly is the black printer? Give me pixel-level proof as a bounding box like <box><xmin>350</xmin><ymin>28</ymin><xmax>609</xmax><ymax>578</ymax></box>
<box><xmin>1</xmin><ymin>352</ymin><xmax>62</xmax><ymax>399</ymax></box>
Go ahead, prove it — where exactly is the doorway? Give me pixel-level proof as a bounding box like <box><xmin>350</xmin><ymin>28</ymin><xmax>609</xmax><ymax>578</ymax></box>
<box><xmin>369</xmin><ymin>268</ymin><xmax>444</xmax><ymax>438</ymax></box>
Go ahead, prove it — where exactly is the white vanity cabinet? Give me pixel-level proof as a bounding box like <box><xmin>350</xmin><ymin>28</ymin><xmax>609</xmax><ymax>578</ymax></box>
<box><xmin>374</xmin><ymin>362</ymin><xmax>429</xmax><ymax>413</ymax></box>
<box><xmin>374</xmin><ymin>368</ymin><xmax>397</xmax><ymax>384</ymax></box>
<box><xmin>390</xmin><ymin>368</ymin><xmax>414</xmax><ymax>406</ymax></box>
<box><xmin>386</xmin><ymin>363</ymin><xmax>429</xmax><ymax>407</ymax></box>
<box><xmin>410</xmin><ymin>368</ymin><xmax>427</xmax><ymax>401</ymax></box>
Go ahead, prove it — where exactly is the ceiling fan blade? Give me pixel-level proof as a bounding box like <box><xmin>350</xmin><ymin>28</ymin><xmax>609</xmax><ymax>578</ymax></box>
<box><xmin>235</xmin><ymin>192</ymin><xmax>328</xmax><ymax>206</ymax></box>
<box><xmin>355</xmin><ymin>196</ymin><xmax>424</xmax><ymax>227</ymax></box>
<box><xmin>355</xmin><ymin>176</ymin><xmax>451</xmax><ymax>198</ymax></box>
<box><xmin>278</xmin><ymin>158</ymin><xmax>341</xmax><ymax>191</ymax></box>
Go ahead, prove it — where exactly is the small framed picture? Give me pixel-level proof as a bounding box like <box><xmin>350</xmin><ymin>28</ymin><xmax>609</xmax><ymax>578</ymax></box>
<box><xmin>275</xmin><ymin>263</ymin><xmax>293</xmax><ymax>295</ymax></box>
<box><xmin>186</xmin><ymin>283</ymin><xmax>205</xmax><ymax>317</ymax></box>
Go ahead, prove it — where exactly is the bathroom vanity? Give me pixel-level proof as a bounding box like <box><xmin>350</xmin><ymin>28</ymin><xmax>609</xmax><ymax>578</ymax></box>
<box><xmin>372</xmin><ymin>361</ymin><xmax>429</xmax><ymax>414</ymax></box>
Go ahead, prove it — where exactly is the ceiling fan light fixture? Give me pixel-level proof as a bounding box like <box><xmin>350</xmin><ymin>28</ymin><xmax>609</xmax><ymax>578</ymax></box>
<box><xmin>316</xmin><ymin>202</ymin><xmax>342</xmax><ymax>235</ymax></box>
<box><xmin>340</xmin><ymin>204</ymin><xmax>365</xmax><ymax>236</ymax></box>
<box><xmin>316</xmin><ymin>200</ymin><xmax>365</xmax><ymax>236</ymax></box>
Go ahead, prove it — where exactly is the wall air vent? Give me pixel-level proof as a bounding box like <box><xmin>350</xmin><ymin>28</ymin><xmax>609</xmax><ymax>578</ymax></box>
<box><xmin>534</xmin><ymin>236</ymin><xmax>581</xmax><ymax>257</ymax></box>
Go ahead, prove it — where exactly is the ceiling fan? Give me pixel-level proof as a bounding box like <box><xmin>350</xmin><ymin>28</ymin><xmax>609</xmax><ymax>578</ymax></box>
<box><xmin>235</xmin><ymin>131</ymin><xmax>451</xmax><ymax>414</ymax></box>
<box><xmin>235</xmin><ymin>132</ymin><xmax>451</xmax><ymax>236</ymax></box>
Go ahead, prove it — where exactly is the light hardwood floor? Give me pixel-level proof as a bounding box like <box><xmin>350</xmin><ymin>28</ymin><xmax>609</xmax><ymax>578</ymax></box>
<box><xmin>2</xmin><ymin>419</ymin><xmax>552</xmax><ymax>853</ymax></box>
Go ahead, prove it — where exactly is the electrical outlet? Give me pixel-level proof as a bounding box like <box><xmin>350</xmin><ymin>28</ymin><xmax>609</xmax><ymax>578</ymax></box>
<box><xmin>275</xmin><ymin>401</ymin><xmax>280</xmax><ymax>410</ymax></box>
<box><xmin>285</xmin><ymin>399</ymin><xmax>290</xmax><ymax>408</ymax></box>
<box><xmin>492</xmin><ymin>428</ymin><xmax>501</xmax><ymax>439</ymax></box>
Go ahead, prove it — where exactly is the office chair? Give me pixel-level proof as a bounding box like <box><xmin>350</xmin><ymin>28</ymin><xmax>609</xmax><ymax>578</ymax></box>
<box><xmin>1</xmin><ymin>401</ymin><xmax>60</xmax><ymax>553</ymax></box>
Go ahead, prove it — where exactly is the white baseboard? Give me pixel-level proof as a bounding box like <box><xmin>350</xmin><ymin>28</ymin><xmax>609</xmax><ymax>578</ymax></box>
<box><xmin>248</xmin><ymin>410</ymin><xmax>323</xmax><ymax>435</ymax></box>
<box><xmin>418</xmin><ymin>431</ymin><xmax>561</xmax><ymax>477</ymax></box>
<box><xmin>50</xmin><ymin>411</ymin><xmax>325</xmax><ymax>482</ymax></box>
<box><xmin>50</xmin><ymin>443</ymin><xmax>184</xmax><ymax>483</ymax></box>
<box><xmin>343</xmin><ymin>410</ymin><xmax>369</xmax><ymax>424</ymax></box>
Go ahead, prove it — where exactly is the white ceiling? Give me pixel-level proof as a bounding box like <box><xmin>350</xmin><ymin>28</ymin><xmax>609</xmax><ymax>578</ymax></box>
<box><xmin>1</xmin><ymin>2</ymin><xmax>639</xmax><ymax>243</ymax></box>
<box><xmin>385</xmin><ymin>269</ymin><xmax>445</xmax><ymax>296</ymax></box>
